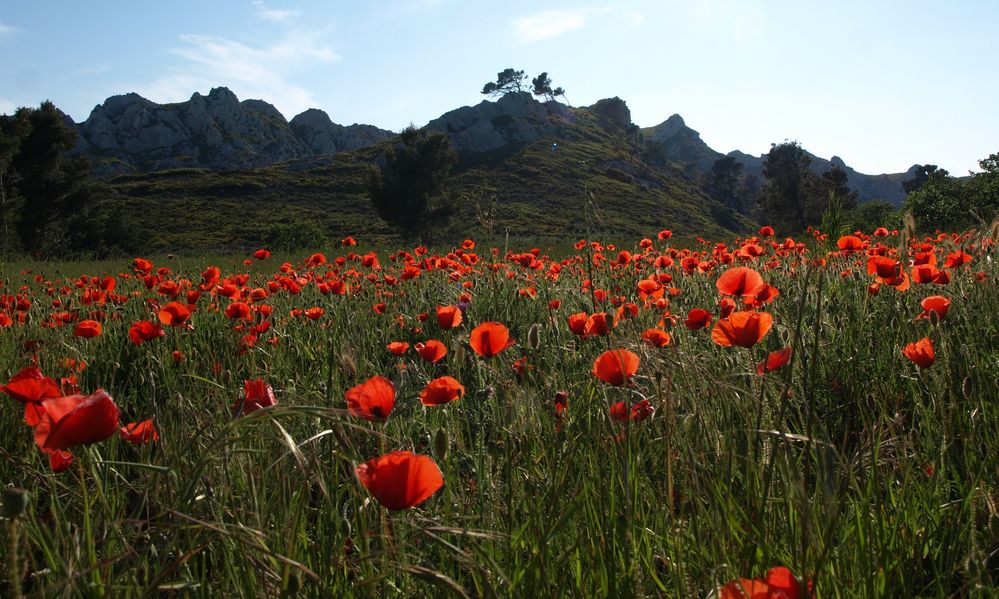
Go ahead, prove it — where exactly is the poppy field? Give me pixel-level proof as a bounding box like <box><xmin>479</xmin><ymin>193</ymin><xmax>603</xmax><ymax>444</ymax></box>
<box><xmin>1</xmin><ymin>226</ymin><xmax>998</xmax><ymax>597</ymax></box>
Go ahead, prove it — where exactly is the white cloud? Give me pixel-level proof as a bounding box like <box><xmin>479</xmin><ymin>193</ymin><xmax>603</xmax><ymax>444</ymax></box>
<box><xmin>0</xmin><ymin>97</ymin><xmax>16</xmax><ymax>115</ymax></box>
<box><xmin>251</xmin><ymin>0</ymin><xmax>300</xmax><ymax>23</ymax></box>
<box><xmin>0</xmin><ymin>21</ymin><xmax>16</xmax><ymax>38</ymax></box>
<box><xmin>135</xmin><ymin>29</ymin><xmax>339</xmax><ymax>118</ymax></box>
<box><xmin>512</xmin><ymin>9</ymin><xmax>590</xmax><ymax>44</ymax></box>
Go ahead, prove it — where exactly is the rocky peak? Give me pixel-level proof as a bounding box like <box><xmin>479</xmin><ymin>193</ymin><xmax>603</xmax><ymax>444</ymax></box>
<box><xmin>588</xmin><ymin>97</ymin><xmax>631</xmax><ymax>131</ymax></box>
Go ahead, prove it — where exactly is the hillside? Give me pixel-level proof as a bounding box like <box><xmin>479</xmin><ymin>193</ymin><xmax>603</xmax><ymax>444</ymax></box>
<box><xmin>105</xmin><ymin>94</ymin><xmax>750</xmax><ymax>252</ymax></box>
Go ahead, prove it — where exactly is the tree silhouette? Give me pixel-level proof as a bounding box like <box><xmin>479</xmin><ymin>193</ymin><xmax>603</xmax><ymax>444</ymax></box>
<box><xmin>531</xmin><ymin>72</ymin><xmax>566</xmax><ymax>102</ymax></box>
<box><xmin>368</xmin><ymin>126</ymin><xmax>458</xmax><ymax>234</ymax></box>
<box><xmin>481</xmin><ymin>68</ymin><xmax>527</xmax><ymax>97</ymax></box>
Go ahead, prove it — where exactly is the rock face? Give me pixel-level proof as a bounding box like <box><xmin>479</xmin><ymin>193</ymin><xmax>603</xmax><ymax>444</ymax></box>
<box><xmin>73</xmin><ymin>87</ymin><xmax>393</xmax><ymax>175</ymax></box>
<box><xmin>425</xmin><ymin>92</ymin><xmax>571</xmax><ymax>154</ymax></box>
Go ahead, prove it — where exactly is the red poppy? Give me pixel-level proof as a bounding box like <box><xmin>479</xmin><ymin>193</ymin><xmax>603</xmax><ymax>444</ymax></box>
<box><xmin>158</xmin><ymin>302</ymin><xmax>192</xmax><ymax>327</ymax></box>
<box><xmin>345</xmin><ymin>376</ymin><xmax>395</xmax><ymax>421</ymax></box>
<box><xmin>711</xmin><ymin>311</ymin><xmax>773</xmax><ymax>348</ymax></box>
<box><xmin>253</xmin><ymin>248</ymin><xmax>271</xmax><ymax>260</ymax></box>
<box><xmin>873</xmin><ymin>226</ymin><xmax>889</xmax><ymax>236</ymax></box>
<box><xmin>916</xmin><ymin>295</ymin><xmax>950</xmax><ymax>321</ymax></box>
<box><xmin>224</xmin><ymin>301</ymin><xmax>252</xmax><ymax>320</ymax></box>
<box><xmin>355</xmin><ymin>450</ymin><xmax>444</xmax><ymax>510</ymax></box>
<box><xmin>387</xmin><ymin>341</ymin><xmax>410</xmax><ymax>355</ymax></box>
<box><xmin>657</xmin><ymin>229</ymin><xmax>673</xmax><ymax>240</ymax></box>
<box><xmin>758</xmin><ymin>225</ymin><xmax>775</xmax><ymax>236</ymax></box>
<box><xmin>716</xmin><ymin>267</ymin><xmax>766</xmax><ymax>297</ymax></box>
<box><xmin>49</xmin><ymin>449</ymin><xmax>75</xmax><ymax>473</ymax></box>
<box><xmin>902</xmin><ymin>337</ymin><xmax>935</xmax><ymax>369</ymax></box>
<box><xmin>304</xmin><ymin>307</ymin><xmax>325</xmax><ymax>321</ymax></box>
<box><xmin>415</xmin><ymin>340</ymin><xmax>448</xmax><ymax>363</ymax></box>
<box><xmin>720</xmin><ymin>566</ymin><xmax>811</xmax><ymax>599</ymax></box>
<box><xmin>132</xmin><ymin>257</ymin><xmax>153</xmax><ymax>274</ymax></box>
<box><xmin>718</xmin><ymin>297</ymin><xmax>737</xmax><ymax>319</ymax></box>
<box><xmin>684</xmin><ymin>308</ymin><xmax>712</xmax><ymax>331</ymax></box>
<box><xmin>592</xmin><ymin>349</ymin><xmax>640</xmax><ymax>386</ymax></box>
<box><xmin>1</xmin><ymin>366</ymin><xmax>62</xmax><ymax>426</ymax></box>
<box><xmin>567</xmin><ymin>312</ymin><xmax>588</xmax><ymax>336</ymax></box>
<box><xmin>641</xmin><ymin>328</ymin><xmax>671</xmax><ymax>348</ymax></box>
<box><xmin>584</xmin><ymin>312</ymin><xmax>612</xmax><ymax>336</ymax></box>
<box><xmin>419</xmin><ymin>376</ymin><xmax>465</xmax><ymax>406</ymax></box>
<box><xmin>756</xmin><ymin>346</ymin><xmax>793</xmax><ymax>376</ymax></box>
<box><xmin>436</xmin><ymin>305</ymin><xmax>463</xmax><ymax>329</ymax></box>
<box><xmin>128</xmin><ymin>320</ymin><xmax>165</xmax><ymax>346</ymax></box>
<box><xmin>234</xmin><ymin>379</ymin><xmax>278</xmax><ymax>415</ymax></box>
<box><xmin>119</xmin><ymin>419</ymin><xmax>159</xmax><ymax>445</ymax></box>
<box><xmin>33</xmin><ymin>390</ymin><xmax>121</xmax><ymax>451</ymax></box>
<box><xmin>943</xmin><ymin>250</ymin><xmax>972</xmax><ymax>268</ymax></box>
<box><xmin>73</xmin><ymin>319</ymin><xmax>102</xmax><ymax>338</ymax></box>
<box><xmin>836</xmin><ymin>235</ymin><xmax>867</xmax><ymax>252</ymax></box>
<box><xmin>867</xmin><ymin>256</ymin><xmax>901</xmax><ymax>279</ymax></box>
<box><xmin>610</xmin><ymin>399</ymin><xmax>655</xmax><ymax>422</ymax></box>
<box><xmin>469</xmin><ymin>322</ymin><xmax>514</xmax><ymax>358</ymax></box>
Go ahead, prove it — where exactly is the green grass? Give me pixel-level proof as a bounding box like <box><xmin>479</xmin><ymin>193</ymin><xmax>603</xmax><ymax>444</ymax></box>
<box><xmin>1</xmin><ymin>228</ymin><xmax>997</xmax><ymax>597</ymax></box>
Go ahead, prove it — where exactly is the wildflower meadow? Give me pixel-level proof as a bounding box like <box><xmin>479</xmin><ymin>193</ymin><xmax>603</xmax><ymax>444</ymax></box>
<box><xmin>1</xmin><ymin>225</ymin><xmax>997</xmax><ymax>597</ymax></box>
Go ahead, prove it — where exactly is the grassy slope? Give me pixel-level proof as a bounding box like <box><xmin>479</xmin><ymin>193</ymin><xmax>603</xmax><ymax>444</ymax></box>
<box><xmin>107</xmin><ymin>106</ymin><xmax>752</xmax><ymax>252</ymax></box>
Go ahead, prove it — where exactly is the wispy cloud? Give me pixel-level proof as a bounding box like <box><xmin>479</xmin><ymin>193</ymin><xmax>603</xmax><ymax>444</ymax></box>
<box><xmin>135</xmin><ymin>26</ymin><xmax>339</xmax><ymax>118</ymax></box>
<box><xmin>0</xmin><ymin>97</ymin><xmax>16</xmax><ymax>115</ymax></box>
<box><xmin>511</xmin><ymin>7</ymin><xmax>615</xmax><ymax>44</ymax></box>
<box><xmin>0</xmin><ymin>21</ymin><xmax>16</xmax><ymax>38</ymax></box>
<box><xmin>251</xmin><ymin>0</ymin><xmax>300</xmax><ymax>23</ymax></box>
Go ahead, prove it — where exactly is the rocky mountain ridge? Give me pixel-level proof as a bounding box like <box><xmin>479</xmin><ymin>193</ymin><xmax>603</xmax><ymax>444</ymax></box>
<box><xmin>72</xmin><ymin>87</ymin><xmax>394</xmax><ymax>175</ymax></box>
<box><xmin>72</xmin><ymin>86</ymin><xmax>915</xmax><ymax>204</ymax></box>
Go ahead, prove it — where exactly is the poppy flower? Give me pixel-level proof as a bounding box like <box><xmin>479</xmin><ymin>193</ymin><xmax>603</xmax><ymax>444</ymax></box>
<box><xmin>73</xmin><ymin>319</ymin><xmax>102</xmax><ymax>338</ymax></box>
<box><xmin>592</xmin><ymin>349</ymin><xmax>640</xmax><ymax>386</ymax></box>
<box><xmin>758</xmin><ymin>225</ymin><xmax>775</xmax><ymax>236</ymax></box>
<box><xmin>943</xmin><ymin>250</ymin><xmax>972</xmax><ymax>268</ymax></box>
<box><xmin>33</xmin><ymin>390</ymin><xmax>121</xmax><ymax>451</ymax></box>
<box><xmin>711</xmin><ymin>311</ymin><xmax>773</xmax><ymax>348</ymax></box>
<box><xmin>716</xmin><ymin>267</ymin><xmax>766</xmax><ymax>297</ymax></box>
<box><xmin>49</xmin><ymin>449</ymin><xmax>75</xmax><ymax>473</ymax></box>
<box><xmin>436</xmin><ymin>305</ymin><xmax>463</xmax><ymax>329</ymax></box>
<box><xmin>469</xmin><ymin>322</ymin><xmax>514</xmax><ymax>358</ymax></box>
<box><xmin>234</xmin><ymin>379</ymin><xmax>278</xmax><ymax>415</ymax></box>
<box><xmin>415</xmin><ymin>340</ymin><xmax>447</xmax><ymax>363</ymax></box>
<box><xmin>867</xmin><ymin>256</ymin><xmax>901</xmax><ymax>279</ymax></box>
<box><xmin>345</xmin><ymin>376</ymin><xmax>395</xmax><ymax>421</ymax></box>
<box><xmin>584</xmin><ymin>312</ymin><xmax>612</xmax><ymax>336</ymax></box>
<box><xmin>567</xmin><ymin>312</ymin><xmax>588</xmax><ymax>336</ymax></box>
<box><xmin>684</xmin><ymin>308</ymin><xmax>712</xmax><ymax>331</ymax></box>
<box><xmin>158</xmin><ymin>302</ymin><xmax>192</xmax><ymax>326</ymax></box>
<box><xmin>387</xmin><ymin>341</ymin><xmax>410</xmax><ymax>355</ymax></box>
<box><xmin>253</xmin><ymin>249</ymin><xmax>271</xmax><ymax>260</ymax></box>
<box><xmin>641</xmin><ymin>328</ymin><xmax>671</xmax><ymax>348</ymax></box>
<box><xmin>756</xmin><ymin>346</ymin><xmax>793</xmax><ymax>376</ymax></box>
<box><xmin>120</xmin><ymin>419</ymin><xmax>159</xmax><ymax>445</ymax></box>
<box><xmin>304</xmin><ymin>307</ymin><xmax>325</xmax><ymax>321</ymax></box>
<box><xmin>128</xmin><ymin>320</ymin><xmax>165</xmax><ymax>346</ymax></box>
<box><xmin>419</xmin><ymin>376</ymin><xmax>465</xmax><ymax>406</ymax></box>
<box><xmin>836</xmin><ymin>235</ymin><xmax>867</xmax><ymax>252</ymax></box>
<box><xmin>720</xmin><ymin>566</ymin><xmax>811</xmax><ymax>599</ymax></box>
<box><xmin>1</xmin><ymin>366</ymin><xmax>63</xmax><ymax>426</ymax></box>
<box><xmin>916</xmin><ymin>295</ymin><xmax>950</xmax><ymax>321</ymax></box>
<box><xmin>610</xmin><ymin>399</ymin><xmax>655</xmax><ymax>422</ymax></box>
<box><xmin>902</xmin><ymin>337</ymin><xmax>935</xmax><ymax>369</ymax></box>
<box><xmin>873</xmin><ymin>226</ymin><xmax>889</xmax><ymax>236</ymax></box>
<box><xmin>355</xmin><ymin>450</ymin><xmax>444</xmax><ymax>510</ymax></box>
<box><xmin>225</xmin><ymin>301</ymin><xmax>252</xmax><ymax>320</ymax></box>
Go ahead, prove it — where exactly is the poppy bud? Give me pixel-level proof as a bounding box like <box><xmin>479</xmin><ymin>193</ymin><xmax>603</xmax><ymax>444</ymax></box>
<box><xmin>433</xmin><ymin>428</ymin><xmax>448</xmax><ymax>461</ymax></box>
<box><xmin>527</xmin><ymin>323</ymin><xmax>541</xmax><ymax>351</ymax></box>
<box><xmin>962</xmin><ymin>376</ymin><xmax>972</xmax><ymax>400</ymax></box>
<box><xmin>2</xmin><ymin>487</ymin><xmax>29</xmax><ymax>519</ymax></box>
<box><xmin>928</xmin><ymin>309</ymin><xmax>939</xmax><ymax>327</ymax></box>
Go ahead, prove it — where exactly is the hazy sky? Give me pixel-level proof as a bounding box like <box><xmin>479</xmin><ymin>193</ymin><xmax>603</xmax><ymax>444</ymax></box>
<box><xmin>1</xmin><ymin>1</ymin><xmax>996</xmax><ymax>175</ymax></box>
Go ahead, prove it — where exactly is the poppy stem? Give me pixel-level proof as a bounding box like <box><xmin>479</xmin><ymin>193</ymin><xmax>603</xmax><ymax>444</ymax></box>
<box><xmin>6</xmin><ymin>518</ymin><xmax>21</xmax><ymax>599</ymax></box>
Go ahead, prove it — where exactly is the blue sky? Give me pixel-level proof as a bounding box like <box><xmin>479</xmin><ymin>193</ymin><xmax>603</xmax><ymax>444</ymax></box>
<box><xmin>1</xmin><ymin>0</ymin><xmax>996</xmax><ymax>175</ymax></box>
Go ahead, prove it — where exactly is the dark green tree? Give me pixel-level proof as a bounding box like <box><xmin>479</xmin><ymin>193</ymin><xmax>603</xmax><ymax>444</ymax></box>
<box><xmin>902</xmin><ymin>164</ymin><xmax>939</xmax><ymax>194</ymax></box>
<box><xmin>368</xmin><ymin>126</ymin><xmax>457</xmax><ymax>234</ymax></box>
<box><xmin>903</xmin><ymin>168</ymin><xmax>967</xmax><ymax>231</ymax></box>
<box><xmin>530</xmin><ymin>72</ymin><xmax>566</xmax><ymax>102</ymax></box>
<box><xmin>969</xmin><ymin>152</ymin><xmax>999</xmax><ymax>222</ymax></box>
<box><xmin>758</xmin><ymin>141</ymin><xmax>814</xmax><ymax>232</ymax></box>
<box><xmin>707</xmin><ymin>156</ymin><xmax>744</xmax><ymax>212</ymax></box>
<box><xmin>10</xmin><ymin>101</ymin><xmax>97</xmax><ymax>255</ymax></box>
<box><xmin>0</xmin><ymin>109</ymin><xmax>31</xmax><ymax>255</ymax></box>
<box><xmin>481</xmin><ymin>68</ymin><xmax>527</xmax><ymax>97</ymax></box>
